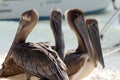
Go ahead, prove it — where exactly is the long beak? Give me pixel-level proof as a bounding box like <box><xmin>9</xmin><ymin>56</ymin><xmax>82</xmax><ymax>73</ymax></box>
<box><xmin>86</xmin><ymin>19</ymin><xmax>105</xmax><ymax>68</ymax></box>
<box><xmin>50</xmin><ymin>8</ymin><xmax>65</xmax><ymax>60</ymax></box>
<box><xmin>74</xmin><ymin>16</ymin><xmax>96</xmax><ymax>66</ymax></box>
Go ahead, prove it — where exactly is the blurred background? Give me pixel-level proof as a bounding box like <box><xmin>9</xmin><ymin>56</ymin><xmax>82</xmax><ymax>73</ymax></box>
<box><xmin>0</xmin><ymin>0</ymin><xmax>120</xmax><ymax>80</ymax></box>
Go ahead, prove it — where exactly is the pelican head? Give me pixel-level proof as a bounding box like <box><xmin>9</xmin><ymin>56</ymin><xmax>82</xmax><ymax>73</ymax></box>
<box><xmin>65</xmin><ymin>9</ymin><xmax>96</xmax><ymax>66</ymax></box>
<box><xmin>14</xmin><ymin>9</ymin><xmax>39</xmax><ymax>44</ymax></box>
<box><xmin>86</xmin><ymin>19</ymin><xmax>105</xmax><ymax>68</ymax></box>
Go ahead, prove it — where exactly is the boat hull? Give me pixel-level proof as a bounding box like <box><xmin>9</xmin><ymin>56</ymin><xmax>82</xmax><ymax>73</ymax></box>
<box><xmin>0</xmin><ymin>0</ymin><xmax>110</xmax><ymax>20</ymax></box>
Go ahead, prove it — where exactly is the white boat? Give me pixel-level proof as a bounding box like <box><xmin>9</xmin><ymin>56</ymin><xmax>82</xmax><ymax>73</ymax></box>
<box><xmin>0</xmin><ymin>0</ymin><xmax>110</xmax><ymax>20</ymax></box>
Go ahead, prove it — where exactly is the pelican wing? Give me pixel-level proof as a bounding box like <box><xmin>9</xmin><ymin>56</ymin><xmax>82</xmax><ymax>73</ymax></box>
<box><xmin>12</xmin><ymin>42</ymin><xmax>68</xmax><ymax>80</ymax></box>
<box><xmin>86</xmin><ymin>19</ymin><xmax>105</xmax><ymax>68</ymax></box>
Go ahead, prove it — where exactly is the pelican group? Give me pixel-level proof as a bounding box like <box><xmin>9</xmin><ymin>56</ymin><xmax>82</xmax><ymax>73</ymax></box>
<box><xmin>0</xmin><ymin>9</ymin><xmax>69</xmax><ymax>80</ymax></box>
<box><xmin>0</xmin><ymin>8</ymin><xmax>104</xmax><ymax>80</ymax></box>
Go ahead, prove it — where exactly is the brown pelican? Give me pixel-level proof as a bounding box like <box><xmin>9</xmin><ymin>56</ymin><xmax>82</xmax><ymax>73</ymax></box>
<box><xmin>63</xmin><ymin>9</ymin><xmax>105</xmax><ymax>80</ymax></box>
<box><xmin>0</xmin><ymin>8</ymin><xmax>104</xmax><ymax>80</ymax></box>
<box><xmin>0</xmin><ymin>9</ymin><xmax>69</xmax><ymax>80</ymax></box>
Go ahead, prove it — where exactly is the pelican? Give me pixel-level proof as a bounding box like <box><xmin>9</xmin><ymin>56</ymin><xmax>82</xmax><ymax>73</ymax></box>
<box><xmin>64</xmin><ymin>9</ymin><xmax>104</xmax><ymax>80</ymax></box>
<box><xmin>49</xmin><ymin>8</ymin><xmax>104</xmax><ymax>80</ymax></box>
<box><xmin>0</xmin><ymin>9</ymin><xmax>69</xmax><ymax>80</ymax></box>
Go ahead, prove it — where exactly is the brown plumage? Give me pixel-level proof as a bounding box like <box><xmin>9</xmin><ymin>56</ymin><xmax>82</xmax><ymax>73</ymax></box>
<box><xmin>1</xmin><ymin>9</ymin><xmax>69</xmax><ymax>80</ymax></box>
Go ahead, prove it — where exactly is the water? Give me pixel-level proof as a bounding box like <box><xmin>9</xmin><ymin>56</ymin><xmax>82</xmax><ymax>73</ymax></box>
<box><xmin>0</xmin><ymin>1</ymin><xmax>120</xmax><ymax>80</ymax></box>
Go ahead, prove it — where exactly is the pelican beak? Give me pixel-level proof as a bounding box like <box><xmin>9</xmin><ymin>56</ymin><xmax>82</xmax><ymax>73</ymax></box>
<box><xmin>50</xmin><ymin>9</ymin><xmax>62</xmax><ymax>39</ymax></box>
<box><xmin>50</xmin><ymin>8</ymin><xmax>65</xmax><ymax>60</ymax></box>
<box><xmin>86</xmin><ymin>19</ymin><xmax>105</xmax><ymax>68</ymax></box>
<box><xmin>74</xmin><ymin>16</ymin><xmax>97</xmax><ymax>67</ymax></box>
